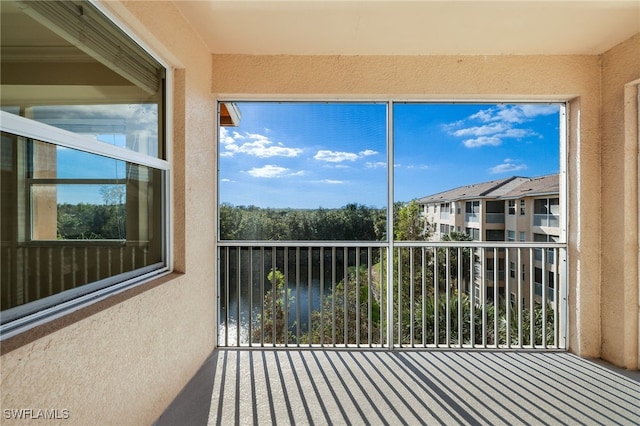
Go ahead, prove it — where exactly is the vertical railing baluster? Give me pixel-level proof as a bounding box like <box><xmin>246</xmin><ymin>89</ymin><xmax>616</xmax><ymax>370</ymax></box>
<box><xmin>380</xmin><ymin>248</ymin><xmax>385</xmax><ymax>347</ymax></box>
<box><xmin>107</xmin><ymin>247</ymin><xmax>111</xmax><ymax>278</ymax></box>
<box><xmin>517</xmin><ymin>248</ymin><xmax>523</xmax><ymax>349</ymax></box>
<box><xmin>48</xmin><ymin>247</ymin><xmax>53</xmax><ymax>296</ymax></box>
<box><xmin>409</xmin><ymin>247</ymin><xmax>415</xmax><ymax>347</ymax></box>
<box><xmin>260</xmin><ymin>247</ymin><xmax>265</xmax><ymax>347</ymax></box>
<box><xmin>356</xmin><ymin>247</ymin><xmax>361</xmax><ymax>347</ymax></box>
<box><xmin>35</xmin><ymin>247</ymin><xmax>41</xmax><ymax>299</ymax></box>
<box><xmin>296</xmin><ymin>247</ymin><xmax>300</xmax><ymax>347</ymax></box>
<box><xmin>457</xmin><ymin>247</ymin><xmax>462</xmax><ymax>348</ymax></box>
<box><xmin>284</xmin><ymin>247</ymin><xmax>289</xmax><ymax>347</ymax></box>
<box><xmin>237</xmin><ymin>247</ymin><xmax>241</xmax><ymax>346</ymax></box>
<box><xmin>72</xmin><ymin>248</ymin><xmax>77</xmax><ymax>288</ymax></box>
<box><xmin>307</xmin><ymin>247</ymin><xmax>312</xmax><ymax>348</ymax></box>
<box><xmin>505</xmin><ymin>247</ymin><xmax>511</xmax><ymax>348</ymax></box>
<box><xmin>224</xmin><ymin>246</ymin><xmax>229</xmax><ymax>347</ymax></box>
<box><xmin>319</xmin><ymin>247</ymin><xmax>324</xmax><ymax>347</ymax></box>
<box><xmin>368</xmin><ymin>247</ymin><xmax>373</xmax><ymax>347</ymax></box>
<box><xmin>331</xmin><ymin>246</ymin><xmax>336</xmax><ymax>347</ymax></box>
<box><xmin>552</xmin><ymin>248</ymin><xmax>560</xmax><ymax>348</ymax></box>
<box><xmin>82</xmin><ymin>247</ymin><xmax>88</xmax><ymax>285</ymax></box>
<box><xmin>529</xmin><ymin>248</ymin><xmax>535</xmax><ymax>348</ymax></box>
<box><xmin>422</xmin><ymin>247</ymin><xmax>426</xmax><ymax>347</ymax></box>
<box><xmin>493</xmin><ymin>247</ymin><xmax>498</xmax><ymax>348</ymax></box>
<box><xmin>249</xmin><ymin>247</ymin><xmax>253</xmax><ymax>347</ymax></box>
<box><xmin>481</xmin><ymin>247</ymin><xmax>487</xmax><ymax>348</ymax></box>
<box><xmin>470</xmin><ymin>247</ymin><xmax>475</xmax><ymax>347</ymax></box>
<box><xmin>397</xmin><ymin>247</ymin><xmax>403</xmax><ymax>347</ymax></box>
<box><xmin>433</xmin><ymin>247</ymin><xmax>438</xmax><ymax>347</ymax></box>
<box><xmin>542</xmin><ymin>247</ymin><xmax>547</xmax><ymax>348</ymax></box>
<box><xmin>445</xmin><ymin>247</ymin><xmax>451</xmax><ymax>348</ymax></box>
<box><xmin>344</xmin><ymin>247</ymin><xmax>348</xmax><ymax>346</ymax></box>
<box><xmin>272</xmin><ymin>247</ymin><xmax>277</xmax><ymax>347</ymax></box>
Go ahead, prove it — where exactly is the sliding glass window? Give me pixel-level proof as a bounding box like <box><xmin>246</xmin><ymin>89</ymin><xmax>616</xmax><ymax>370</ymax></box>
<box><xmin>1</xmin><ymin>1</ymin><xmax>169</xmax><ymax>331</ymax></box>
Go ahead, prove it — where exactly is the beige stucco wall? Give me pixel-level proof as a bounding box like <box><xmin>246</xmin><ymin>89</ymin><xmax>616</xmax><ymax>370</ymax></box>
<box><xmin>211</xmin><ymin>53</ymin><xmax>603</xmax><ymax>357</ymax></box>
<box><xmin>601</xmin><ymin>33</ymin><xmax>640</xmax><ymax>370</ymax></box>
<box><xmin>0</xmin><ymin>1</ymin><xmax>216</xmax><ymax>424</ymax></box>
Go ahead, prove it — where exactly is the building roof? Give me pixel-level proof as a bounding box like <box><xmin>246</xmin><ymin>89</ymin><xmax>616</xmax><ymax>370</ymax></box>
<box><xmin>417</xmin><ymin>174</ymin><xmax>558</xmax><ymax>204</ymax></box>
<box><xmin>500</xmin><ymin>174</ymin><xmax>559</xmax><ymax>199</ymax></box>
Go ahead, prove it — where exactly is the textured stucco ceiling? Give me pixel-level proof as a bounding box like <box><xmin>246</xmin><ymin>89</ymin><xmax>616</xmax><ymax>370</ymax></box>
<box><xmin>174</xmin><ymin>0</ymin><xmax>640</xmax><ymax>55</ymax></box>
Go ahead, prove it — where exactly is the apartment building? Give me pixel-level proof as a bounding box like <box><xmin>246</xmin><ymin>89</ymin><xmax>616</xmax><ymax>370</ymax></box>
<box><xmin>418</xmin><ymin>175</ymin><xmax>561</xmax><ymax>304</ymax></box>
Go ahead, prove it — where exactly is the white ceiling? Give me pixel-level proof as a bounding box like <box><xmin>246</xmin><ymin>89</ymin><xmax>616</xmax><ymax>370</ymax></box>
<box><xmin>174</xmin><ymin>0</ymin><xmax>640</xmax><ymax>56</ymax></box>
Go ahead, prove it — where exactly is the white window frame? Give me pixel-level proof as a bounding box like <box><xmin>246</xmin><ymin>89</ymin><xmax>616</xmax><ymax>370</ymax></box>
<box><xmin>0</xmin><ymin>3</ymin><xmax>173</xmax><ymax>340</ymax></box>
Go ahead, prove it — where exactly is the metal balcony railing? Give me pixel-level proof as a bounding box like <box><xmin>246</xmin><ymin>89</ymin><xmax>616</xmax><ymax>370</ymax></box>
<box><xmin>465</xmin><ymin>213</ymin><xmax>479</xmax><ymax>223</ymax></box>
<box><xmin>485</xmin><ymin>213</ymin><xmax>505</xmax><ymax>224</ymax></box>
<box><xmin>217</xmin><ymin>241</ymin><xmax>567</xmax><ymax>350</ymax></box>
<box><xmin>2</xmin><ymin>241</ymin><xmax>152</xmax><ymax>310</ymax></box>
<box><xmin>533</xmin><ymin>214</ymin><xmax>560</xmax><ymax>228</ymax></box>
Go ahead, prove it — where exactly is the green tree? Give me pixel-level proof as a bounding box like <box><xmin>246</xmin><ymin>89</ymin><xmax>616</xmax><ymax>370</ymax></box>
<box><xmin>252</xmin><ymin>268</ymin><xmax>294</xmax><ymax>344</ymax></box>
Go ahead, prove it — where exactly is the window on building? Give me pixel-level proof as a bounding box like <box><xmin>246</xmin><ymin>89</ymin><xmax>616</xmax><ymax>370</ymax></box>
<box><xmin>519</xmin><ymin>231</ymin><xmax>526</xmax><ymax>242</ymax></box>
<box><xmin>508</xmin><ymin>200</ymin><xmax>516</xmax><ymax>215</ymax></box>
<box><xmin>520</xmin><ymin>199</ymin><xmax>526</xmax><ymax>215</ymax></box>
<box><xmin>485</xmin><ymin>200</ymin><xmax>505</xmax><ymax>224</ymax></box>
<box><xmin>534</xmin><ymin>197</ymin><xmax>560</xmax><ymax>227</ymax></box>
<box><xmin>507</xmin><ymin>230</ymin><xmax>516</xmax><ymax>241</ymax></box>
<box><xmin>439</xmin><ymin>202</ymin><xmax>450</xmax><ymax>220</ymax></box>
<box><xmin>486</xmin><ymin>229</ymin><xmax>505</xmax><ymax>241</ymax></box>
<box><xmin>1</xmin><ymin>1</ymin><xmax>169</xmax><ymax>331</ymax></box>
<box><xmin>465</xmin><ymin>201</ymin><xmax>480</xmax><ymax>223</ymax></box>
<box><xmin>465</xmin><ymin>227</ymin><xmax>480</xmax><ymax>241</ymax></box>
<box><xmin>510</xmin><ymin>261</ymin><xmax>516</xmax><ymax>278</ymax></box>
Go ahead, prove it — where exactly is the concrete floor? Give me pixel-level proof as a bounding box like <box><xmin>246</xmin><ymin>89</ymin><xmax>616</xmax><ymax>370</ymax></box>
<box><xmin>156</xmin><ymin>350</ymin><xmax>640</xmax><ymax>426</ymax></box>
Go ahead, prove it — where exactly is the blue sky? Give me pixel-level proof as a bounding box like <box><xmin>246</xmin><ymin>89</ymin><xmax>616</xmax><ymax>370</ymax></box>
<box><xmin>219</xmin><ymin>102</ymin><xmax>560</xmax><ymax>209</ymax></box>
<box><xmin>55</xmin><ymin>141</ymin><xmax>127</xmax><ymax>205</ymax></box>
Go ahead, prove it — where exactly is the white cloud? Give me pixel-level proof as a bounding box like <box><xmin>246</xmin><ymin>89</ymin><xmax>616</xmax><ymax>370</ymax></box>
<box><xmin>469</xmin><ymin>110</ymin><xmax>494</xmax><ymax>122</ymax></box>
<box><xmin>489</xmin><ymin>159</ymin><xmax>528</xmax><ymax>174</ymax></box>
<box><xmin>366</xmin><ymin>161</ymin><xmax>387</xmax><ymax>168</ymax></box>
<box><xmin>463</xmin><ymin>136</ymin><xmax>502</xmax><ymax>148</ymax></box>
<box><xmin>469</xmin><ymin>104</ymin><xmax>559</xmax><ymax>124</ymax></box>
<box><xmin>520</xmin><ymin>104</ymin><xmax>559</xmax><ymax>118</ymax></box>
<box><xmin>218</xmin><ymin>128</ymin><xmax>302</xmax><ymax>158</ymax></box>
<box><xmin>452</xmin><ymin>123</ymin><xmax>508</xmax><ymax>137</ymax></box>
<box><xmin>314</xmin><ymin>148</ymin><xmax>380</xmax><ymax>163</ymax></box>
<box><xmin>246</xmin><ymin>165</ymin><xmax>304</xmax><ymax>178</ymax></box>
<box><xmin>314</xmin><ymin>150</ymin><xmax>359</xmax><ymax>162</ymax></box>
<box><xmin>320</xmin><ymin>179</ymin><xmax>344</xmax><ymax>184</ymax></box>
<box><xmin>446</xmin><ymin>104</ymin><xmax>555</xmax><ymax>149</ymax></box>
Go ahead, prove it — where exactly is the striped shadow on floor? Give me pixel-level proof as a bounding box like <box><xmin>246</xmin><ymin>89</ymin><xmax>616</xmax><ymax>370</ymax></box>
<box><xmin>156</xmin><ymin>350</ymin><xmax>640</xmax><ymax>425</ymax></box>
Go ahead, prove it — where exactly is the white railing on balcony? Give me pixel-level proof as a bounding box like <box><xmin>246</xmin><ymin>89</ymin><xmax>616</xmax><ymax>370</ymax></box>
<box><xmin>465</xmin><ymin>213</ymin><xmax>479</xmax><ymax>223</ymax></box>
<box><xmin>217</xmin><ymin>241</ymin><xmax>567</xmax><ymax>350</ymax></box>
<box><xmin>533</xmin><ymin>214</ymin><xmax>560</xmax><ymax>228</ymax></box>
<box><xmin>485</xmin><ymin>213</ymin><xmax>505</xmax><ymax>224</ymax></box>
<box><xmin>2</xmin><ymin>241</ymin><xmax>151</xmax><ymax>310</ymax></box>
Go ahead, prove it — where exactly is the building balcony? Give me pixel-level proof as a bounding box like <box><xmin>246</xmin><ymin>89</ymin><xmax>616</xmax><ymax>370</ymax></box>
<box><xmin>156</xmin><ymin>349</ymin><xmax>640</xmax><ymax>425</ymax></box>
<box><xmin>533</xmin><ymin>214</ymin><xmax>560</xmax><ymax>228</ymax></box>
<box><xmin>465</xmin><ymin>213</ymin><xmax>479</xmax><ymax>223</ymax></box>
<box><xmin>485</xmin><ymin>212</ymin><xmax>505</xmax><ymax>224</ymax></box>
